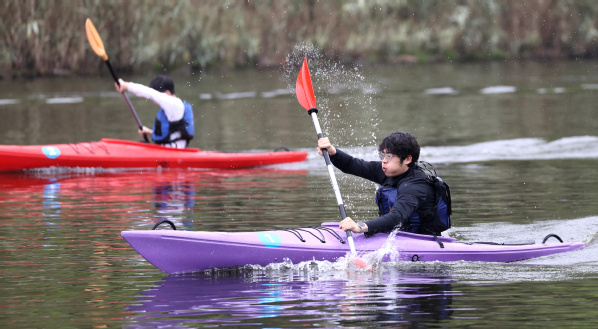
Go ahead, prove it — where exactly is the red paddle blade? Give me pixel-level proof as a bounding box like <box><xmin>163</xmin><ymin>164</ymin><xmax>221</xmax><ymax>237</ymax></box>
<box><xmin>296</xmin><ymin>55</ymin><xmax>317</xmax><ymax>110</ymax></box>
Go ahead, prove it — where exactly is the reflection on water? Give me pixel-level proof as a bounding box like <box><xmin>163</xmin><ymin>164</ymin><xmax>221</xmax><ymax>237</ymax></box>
<box><xmin>152</xmin><ymin>182</ymin><xmax>196</xmax><ymax>232</ymax></box>
<box><xmin>0</xmin><ymin>169</ymin><xmax>309</xmax><ymax>232</ymax></box>
<box><xmin>124</xmin><ymin>255</ymin><xmax>598</xmax><ymax>328</ymax></box>
<box><xmin>1</xmin><ymin>156</ymin><xmax>597</xmax><ymax>328</ymax></box>
<box><xmin>42</xmin><ymin>181</ymin><xmax>61</xmax><ymax>218</ymax></box>
<box><xmin>126</xmin><ymin>265</ymin><xmax>456</xmax><ymax>328</ymax></box>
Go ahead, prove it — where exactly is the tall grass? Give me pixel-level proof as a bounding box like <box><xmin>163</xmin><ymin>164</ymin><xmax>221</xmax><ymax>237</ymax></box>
<box><xmin>2</xmin><ymin>0</ymin><xmax>598</xmax><ymax>78</ymax></box>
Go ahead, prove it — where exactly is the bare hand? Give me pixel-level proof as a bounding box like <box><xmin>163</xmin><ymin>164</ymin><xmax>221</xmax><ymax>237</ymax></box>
<box><xmin>115</xmin><ymin>79</ymin><xmax>129</xmax><ymax>93</ymax></box>
<box><xmin>339</xmin><ymin>217</ymin><xmax>362</xmax><ymax>233</ymax></box>
<box><xmin>138</xmin><ymin>126</ymin><xmax>152</xmax><ymax>139</ymax></box>
<box><xmin>317</xmin><ymin>137</ymin><xmax>336</xmax><ymax>156</ymax></box>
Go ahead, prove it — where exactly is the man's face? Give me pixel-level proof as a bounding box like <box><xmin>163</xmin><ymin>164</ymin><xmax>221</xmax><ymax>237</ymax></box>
<box><xmin>379</xmin><ymin>150</ymin><xmax>411</xmax><ymax>177</ymax></box>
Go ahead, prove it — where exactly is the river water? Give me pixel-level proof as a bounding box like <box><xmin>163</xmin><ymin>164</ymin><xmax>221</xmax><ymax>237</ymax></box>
<box><xmin>1</xmin><ymin>59</ymin><xmax>598</xmax><ymax>328</ymax></box>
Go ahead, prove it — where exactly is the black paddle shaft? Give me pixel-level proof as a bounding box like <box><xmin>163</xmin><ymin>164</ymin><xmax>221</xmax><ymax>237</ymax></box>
<box><xmin>103</xmin><ymin>59</ymin><xmax>148</xmax><ymax>142</ymax></box>
<box><xmin>104</xmin><ymin>59</ymin><xmax>120</xmax><ymax>85</ymax></box>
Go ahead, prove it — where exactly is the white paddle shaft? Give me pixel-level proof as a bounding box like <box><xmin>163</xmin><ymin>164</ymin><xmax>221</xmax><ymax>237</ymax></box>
<box><xmin>310</xmin><ymin>111</ymin><xmax>357</xmax><ymax>254</ymax></box>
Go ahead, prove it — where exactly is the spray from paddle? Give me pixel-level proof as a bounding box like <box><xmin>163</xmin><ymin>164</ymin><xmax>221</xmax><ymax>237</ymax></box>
<box><xmin>284</xmin><ymin>46</ymin><xmax>382</xmax><ymax>216</ymax></box>
<box><xmin>284</xmin><ymin>46</ymin><xmax>380</xmax><ymax>147</ymax></box>
<box><xmin>296</xmin><ymin>55</ymin><xmax>367</xmax><ymax>269</ymax></box>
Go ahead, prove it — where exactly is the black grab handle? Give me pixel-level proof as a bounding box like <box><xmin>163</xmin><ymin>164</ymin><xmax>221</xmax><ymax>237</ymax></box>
<box><xmin>152</xmin><ymin>219</ymin><xmax>177</xmax><ymax>230</ymax></box>
<box><xmin>542</xmin><ymin>234</ymin><xmax>563</xmax><ymax>243</ymax></box>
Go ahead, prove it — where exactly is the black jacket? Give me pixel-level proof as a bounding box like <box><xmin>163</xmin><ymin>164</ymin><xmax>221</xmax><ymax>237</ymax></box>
<box><xmin>330</xmin><ymin>149</ymin><xmax>438</xmax><ymax>236</ymax></box>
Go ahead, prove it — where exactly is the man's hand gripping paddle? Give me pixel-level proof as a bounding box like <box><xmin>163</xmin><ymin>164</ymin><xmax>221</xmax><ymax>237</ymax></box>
<box><xmin>296</xmin><ymin>55</ymin><xmax>366</xmax><ymax>269</ymax></box>
<box><xmin>85</xmin><ymin>18</ymin><xmax>148</xmax><ymax>142</ymax></box>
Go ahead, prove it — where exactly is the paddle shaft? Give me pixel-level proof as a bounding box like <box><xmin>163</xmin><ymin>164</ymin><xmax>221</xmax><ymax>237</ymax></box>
<box><xmin>85</xmin><ymin>17</ymin><xmax>148</xmax><ymax>142</ymax></box>
<box><xmin>103</xmin><ymin>59</ymin><xmax>146</xmax><ymax>136</ymax></box>
<box><xmin>309</xmin><ymin>109</ymin><xmax>357</xmax><ymax>254</ymax></box>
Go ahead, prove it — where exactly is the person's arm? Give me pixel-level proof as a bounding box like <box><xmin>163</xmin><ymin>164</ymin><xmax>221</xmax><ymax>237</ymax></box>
<box><xmin>117</xmin><ymin>79</ymin><xmax>184</xmax><ymax>121</ymax></box>
<box><xmin>127</xmin><ymin>82</ymin><xmax>184</xmax><ymax>121</ymax></box>
<box><xmin>330</xmin><ymin>149</ymin><xmax>386</xmax><ymax>183</ymax></box>
<box><xmin>317</xmin><ymin>137</ymin><xmax>385</xmax><ymax>183</ymax></box>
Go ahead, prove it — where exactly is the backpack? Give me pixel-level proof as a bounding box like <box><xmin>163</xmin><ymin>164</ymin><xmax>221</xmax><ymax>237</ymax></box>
<box><xmin>376</xmin><ymin>161</ymin><xmax>452</xmax><ymax>234</ymax></box>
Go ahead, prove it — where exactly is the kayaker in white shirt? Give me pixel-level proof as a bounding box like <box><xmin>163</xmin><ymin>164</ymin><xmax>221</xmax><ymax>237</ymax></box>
<box><xmin>115</xmin><ymin>75</ymin><xmax>195</xmax><ymax>148</ymax></box>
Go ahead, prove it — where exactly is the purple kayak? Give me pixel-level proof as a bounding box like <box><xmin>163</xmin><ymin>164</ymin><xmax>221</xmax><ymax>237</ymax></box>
<box><xmin>121</xmin><ymin>222</ymin><xmax>585</xmax><ymax>274</ymax></box>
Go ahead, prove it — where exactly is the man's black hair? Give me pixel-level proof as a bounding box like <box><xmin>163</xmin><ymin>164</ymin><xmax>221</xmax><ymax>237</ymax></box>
<box><xmin>378</xmin><ymin>131</ymin><xmax>420</xmax><ymax>167</ymax></box>
<box><xmin>149</xmin><ymin>75</ymin><xmax>175</xmax><ymax>94</ymax></box>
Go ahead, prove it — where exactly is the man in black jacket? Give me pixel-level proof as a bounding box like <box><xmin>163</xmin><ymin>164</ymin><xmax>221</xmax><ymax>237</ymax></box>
<box><xmin>317</xmin><ymin>131</ymin><xmax>448</xmax><ymax>236</ymax></box>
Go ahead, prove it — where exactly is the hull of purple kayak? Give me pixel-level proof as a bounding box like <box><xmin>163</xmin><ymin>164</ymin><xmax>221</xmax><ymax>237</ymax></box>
<box><xmin>121</xmin><ymin>222</ymin><xmax>585</xmax><ymax>274</ymax></box>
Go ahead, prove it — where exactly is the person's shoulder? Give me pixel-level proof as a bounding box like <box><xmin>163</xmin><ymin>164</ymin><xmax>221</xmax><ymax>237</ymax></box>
<box><xmin>398</xmin><ymin>173</ymin><xmax>431</xmax><ymax>189</ymax></box>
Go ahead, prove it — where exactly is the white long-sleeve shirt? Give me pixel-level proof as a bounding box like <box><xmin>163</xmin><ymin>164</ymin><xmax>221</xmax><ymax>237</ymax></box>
<box><xmin>127</xmin><ymin>82</ymin><xmax>187</xmax><ymax>148</ymax></box>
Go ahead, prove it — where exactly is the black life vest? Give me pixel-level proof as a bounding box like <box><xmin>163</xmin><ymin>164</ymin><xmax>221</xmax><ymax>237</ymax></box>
<box><xmin>375</xmin><ymin>162</ymin><xmax>452</xmax><ymax>235</ymax></box>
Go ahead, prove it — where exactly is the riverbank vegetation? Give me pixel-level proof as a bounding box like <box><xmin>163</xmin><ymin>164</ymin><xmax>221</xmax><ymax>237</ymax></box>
<box><xmin>2</xmin><ymin>0</ymin><xmax>598</xmax><ymax>78</ymax></box>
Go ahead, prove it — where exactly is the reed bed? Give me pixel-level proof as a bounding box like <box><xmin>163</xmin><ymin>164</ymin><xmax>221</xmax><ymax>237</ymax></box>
<box><xmin>2</xmin><ymin>0</ymin><xmax>598</xmax><ymax>78</ymax></box>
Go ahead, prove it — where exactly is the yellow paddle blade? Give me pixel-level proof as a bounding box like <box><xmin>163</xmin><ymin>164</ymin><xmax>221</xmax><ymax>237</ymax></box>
<box><xmin>85</xmin><ymin>18</ymin><xmax>108</xmax><ymax>61</ymax></box>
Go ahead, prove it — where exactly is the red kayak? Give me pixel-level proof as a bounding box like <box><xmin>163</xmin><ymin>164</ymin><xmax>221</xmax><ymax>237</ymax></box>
<box><xmin>0</xmin><ymin>138</ymin><xmax>307</xmax><ymax>172</ymax></box>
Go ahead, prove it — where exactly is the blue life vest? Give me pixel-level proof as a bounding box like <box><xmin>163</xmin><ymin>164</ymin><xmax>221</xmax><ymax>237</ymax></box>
<box><xmin>376</xmin><ymin>169</ymin><xmax>451</xmax><ymax>234</ymax></box>
<box><xmin>152</xmin><ymin>100</ymin><xmax>194</xmax><ymax>145</ymax></box>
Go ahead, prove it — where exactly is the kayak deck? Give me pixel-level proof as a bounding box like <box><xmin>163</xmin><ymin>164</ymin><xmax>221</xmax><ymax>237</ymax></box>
<box><xmin>121</xmin><ymin>222</ymin><xmax>585</xmax><ymax>274</ymax></box>
<box><xmin>0</xmin><ymin>138</ymin><xmax>308</xmax><ymax>171</ymax></box>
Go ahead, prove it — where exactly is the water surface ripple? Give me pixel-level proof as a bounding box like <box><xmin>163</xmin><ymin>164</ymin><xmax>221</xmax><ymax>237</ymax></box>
<box><xmin>1</xmin><ymin>61</ymin><xmax>598</xmax><ymax>328</ymax></box>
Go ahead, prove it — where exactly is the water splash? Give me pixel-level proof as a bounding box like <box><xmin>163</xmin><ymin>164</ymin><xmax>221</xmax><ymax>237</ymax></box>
<box><xmin>209</xmin><ymin>230</ymin><xmax>410</xmax><ymax>276</ymax></box>
<box><xmin>282</xmin><ymin>45</ymin><xmax>382</xmax><ymax>211</ymax></box>
<box><xmin>584</xmin><ymin>232</ymin><xmax>598</xmax><ymax>247</ymax></box>
<box><xmin>282</xmin><ymin>45</ymin><xmax>381</xmax><ymax>146</ymax></box>
<box><xmin>356</xmin><ymin>229</ymin><xmax>402</xmax><ymax>270</ymax></box>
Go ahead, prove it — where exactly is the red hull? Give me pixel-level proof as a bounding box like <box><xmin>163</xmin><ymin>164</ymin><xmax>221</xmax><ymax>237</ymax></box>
<box><xmin>0</xmin><ymin>138</ymin><xmax>307</xmax><ymax>171</ymax></box>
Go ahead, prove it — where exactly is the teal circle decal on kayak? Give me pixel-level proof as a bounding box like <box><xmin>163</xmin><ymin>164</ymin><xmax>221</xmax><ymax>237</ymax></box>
<box><xmin>42</xmin><ymin>146</ymin><xmax>61</xmax><ymax>159</ymax></box>
<box><xmin>257</xmin><ymin>232</ymin><xmax>282</xmax><ymax>248</ymax></box>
